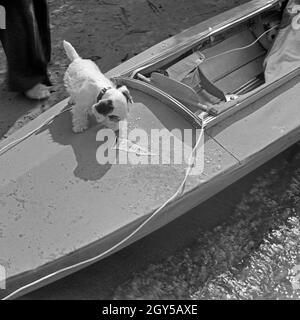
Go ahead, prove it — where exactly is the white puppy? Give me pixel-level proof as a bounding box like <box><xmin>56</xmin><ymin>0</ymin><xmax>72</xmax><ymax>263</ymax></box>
<box><xmin>63</xmin><ymin>40</ymin><xmax>133</xmax><ymax>133</ymax></box>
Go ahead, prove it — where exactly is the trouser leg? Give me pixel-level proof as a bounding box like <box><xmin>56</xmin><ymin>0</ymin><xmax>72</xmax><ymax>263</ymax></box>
<box><xmin>0</xmin><ymin>0</ymin><xmax>51</xmax><ymax>92</ymax></box>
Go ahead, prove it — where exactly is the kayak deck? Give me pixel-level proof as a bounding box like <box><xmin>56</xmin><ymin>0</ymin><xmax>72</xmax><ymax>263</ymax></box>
<box><xmin>0</xmin><ymin>87</ymin><xmax>232</xmax><ymax>297</ymax></box>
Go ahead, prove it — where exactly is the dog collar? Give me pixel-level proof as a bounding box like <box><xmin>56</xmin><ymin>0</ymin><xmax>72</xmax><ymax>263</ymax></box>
<box><xmin>97</xmin><ymin>87</ymin><xmax>112</xmax><ymax>101</ymax></box>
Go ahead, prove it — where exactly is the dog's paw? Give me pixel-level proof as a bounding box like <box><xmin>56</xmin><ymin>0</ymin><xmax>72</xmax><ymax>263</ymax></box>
<box><xmin>25</xmin><ymin>83</ymin><xmax>51</xmax><ymax>100</ymax></box>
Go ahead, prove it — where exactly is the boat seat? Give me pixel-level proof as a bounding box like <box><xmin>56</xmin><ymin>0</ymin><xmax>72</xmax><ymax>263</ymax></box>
<box><xmin>169</xmin><ymin>29</ymin><xmax>267</xmax><ymax>102</ymax></box>
<box><xmin>166</xmin><ymin>51</ymin><xmax>205</xmax><ymax>82</ymax></box>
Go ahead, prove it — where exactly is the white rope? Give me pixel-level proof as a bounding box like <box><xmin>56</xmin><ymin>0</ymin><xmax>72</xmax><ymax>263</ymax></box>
<box><xmin>2</xmin><ymin>115</ymin><xmax>205</xmax><ymax>300</ymax></box>
<box><xmin>204</xmin><ymin>24</ymin><xmax>279</xmax><ymax>62</ymax></box>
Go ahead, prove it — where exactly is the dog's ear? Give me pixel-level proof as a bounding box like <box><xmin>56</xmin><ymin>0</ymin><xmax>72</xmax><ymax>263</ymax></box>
<box><xmin>94</xmin><ymin>99</ymin><xmax>114</xmax><ymax>116</ymax></box>
<box><xmin>118</xmin><ymin>85</ymin><xmax>133</xmax><ymax>104</ymax></box>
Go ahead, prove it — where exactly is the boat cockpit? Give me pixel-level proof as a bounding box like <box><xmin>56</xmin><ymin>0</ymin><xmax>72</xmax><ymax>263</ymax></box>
<box><xmin>122</xmin><ymin>0</ymin><xmax>300</xmax><ymax>128</ymax></box>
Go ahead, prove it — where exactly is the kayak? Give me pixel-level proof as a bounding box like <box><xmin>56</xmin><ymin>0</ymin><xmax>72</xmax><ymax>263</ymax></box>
<box><xmin>1</xmin><ymin>0</ymin><xmax>300</xmax><ymax>299</ymax></box>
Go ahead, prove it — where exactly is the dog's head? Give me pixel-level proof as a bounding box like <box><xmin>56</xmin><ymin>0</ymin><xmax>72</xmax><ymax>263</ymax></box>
<box><xmin>91</xmin><ymin>85</ymin><xmax>133</xmax><ymax>131</ymax></box>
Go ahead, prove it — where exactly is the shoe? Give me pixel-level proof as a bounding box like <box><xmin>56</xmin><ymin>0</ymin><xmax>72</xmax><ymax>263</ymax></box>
<box><xmin>25</xmin><ymin>83</ymin><xmax>51</xmax><ymax>100</ymax></box>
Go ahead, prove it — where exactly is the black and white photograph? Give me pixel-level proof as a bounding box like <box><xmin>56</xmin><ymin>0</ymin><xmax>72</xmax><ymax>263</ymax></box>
<box><xmin>0</xmin><ymin>0</ymin><xmax>300</xmax><ymax>303</ymax></box>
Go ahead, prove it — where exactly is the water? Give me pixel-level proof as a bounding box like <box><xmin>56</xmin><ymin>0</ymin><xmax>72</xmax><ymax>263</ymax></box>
<box><xmin>114</xmin><ymin>151</ymin><xmax>300</xmax><ymax>299</ymax></box>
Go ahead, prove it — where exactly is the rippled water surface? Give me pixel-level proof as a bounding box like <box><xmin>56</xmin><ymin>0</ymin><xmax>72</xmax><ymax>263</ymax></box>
<box><xmin>114</xmin><ymin>152</ymin><xmax>300</xmax><ymax>299</ymax></box>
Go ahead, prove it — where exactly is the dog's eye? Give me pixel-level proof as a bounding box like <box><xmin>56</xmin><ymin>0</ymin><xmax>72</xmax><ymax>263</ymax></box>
<box><xmin>108</xmin><ymin>115</ymin><xmax>121</xmax><ymax>122</ymax></box>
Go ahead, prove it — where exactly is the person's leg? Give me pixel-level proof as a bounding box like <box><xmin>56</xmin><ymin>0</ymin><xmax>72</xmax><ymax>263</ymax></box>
<box><xmin>33</xmin><ymin>0</ymin><xmax>51</xmax><ymax>64</ymax></box>
<box><xmin>0</xmin><ymin>0</ymin><xmax>52</xmax><ymax>98</ymax></box>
